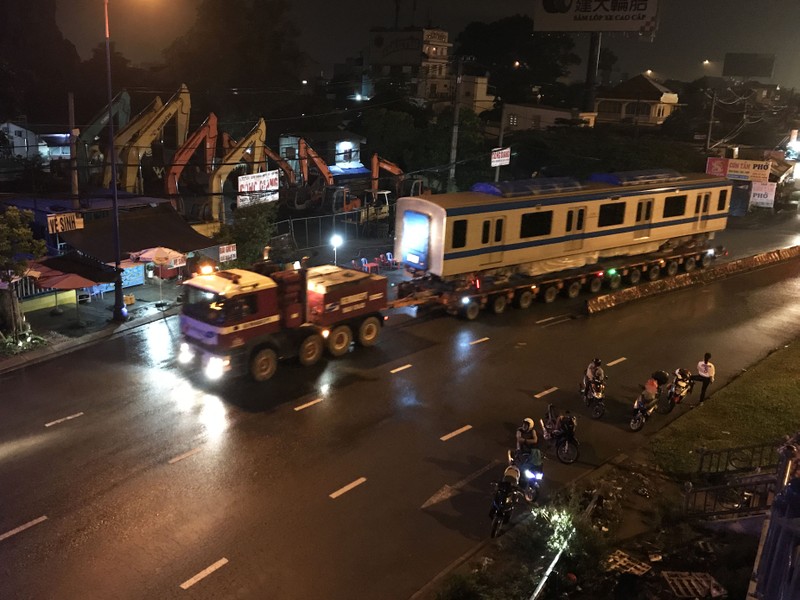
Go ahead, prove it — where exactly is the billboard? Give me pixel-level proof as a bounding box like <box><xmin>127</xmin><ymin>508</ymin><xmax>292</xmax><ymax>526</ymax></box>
<box><xmin>722</xmin><ymin>53</ymin><xmax>775</xmax><ymax>78</ymax></box>
<box><xmin>533</xmin><ymin>0</ymin><xmax>659</xmax><ymax>33</ymax></box>
<box><xmin>705</xmin><ymin>158</ymin><xmax>771</xmax><ymax>183</ymax></box>
<box><xmin>237</xmin><ymin>170</ymin><xmax>280</xmax><ymax>207</ymax></box>
<box><xmin>491</xmin><ymin>147</ymin><xmax>511</xmax><ymax>167</ymax></box>
<box><xmin>749</xmin><ymin>182</ymin><xmax>776</xmax><ymax>208</ymax></box>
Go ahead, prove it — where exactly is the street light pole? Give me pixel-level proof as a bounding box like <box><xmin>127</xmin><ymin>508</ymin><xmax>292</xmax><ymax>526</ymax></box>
<box><xmin>104</xmin><ymin>0</ymin><xmax>127</xmax><ymax>322</ymax></box>
<box><xmin>447</xmin><ymin>57</ymin><xmax>463</xmax><ymax>193</ymax></box>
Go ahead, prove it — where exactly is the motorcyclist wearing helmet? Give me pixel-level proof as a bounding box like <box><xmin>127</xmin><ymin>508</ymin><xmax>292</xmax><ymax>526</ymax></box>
<box><xmin>583</xmin><ymin>358</ymin><xmax>605</xmax><ymax>393</ymax></box>
<box><xmin>555</xmin><ymin>410</ymin><xmax>577</xmax><ymax>437</ymax></box>
<box><xmin>516</xmin><ymin>418</ymin><xmax>539</xmax><ymax>453</ymax></box>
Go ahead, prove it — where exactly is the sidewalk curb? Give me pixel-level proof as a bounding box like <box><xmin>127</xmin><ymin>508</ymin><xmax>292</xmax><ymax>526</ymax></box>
<box><xmin>0</xmin><ymin>306</ymin><xmax>180</xmax><ymax>376</ymax></box>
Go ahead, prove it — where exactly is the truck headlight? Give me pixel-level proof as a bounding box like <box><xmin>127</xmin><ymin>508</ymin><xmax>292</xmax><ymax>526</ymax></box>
<box><xmin>205</xmin><ymin>356</ymin><xmax>230</xmax><ymax>380</ymax></box>
<box><xmin>178</xmin><ymin>342</ymin><xmax>195</xmax><ymax>365</ymax></box>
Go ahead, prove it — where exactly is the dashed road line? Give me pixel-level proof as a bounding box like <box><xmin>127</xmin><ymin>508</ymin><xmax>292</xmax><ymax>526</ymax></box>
<box><xmin>179</xmin><ymin>558</ymin><xmax>229</xmax><ymax>590</ymax></box>
<box><xmin>168</xmin><ymin>447</ymin><xmax>202</xmax><ymax>465</ymax></box>
<box><xmin>0</xmin><ymin>516</ymin><xmax>48</xmax><ymax>543</ymax></box>
<box><xmin>440</xmin><ymin>425</ymin><xmax>473</xmax><ymax>441</ymax></box>
<box><xmin>390</xmin><ymin>364</ymin><xmax>413</xmax><ymax>374</ymax></box>
<box><xmin>294</xmin><ymin>398</ymin><xmax>323</xmax><ymax>411</ymax></box>
<box><xmin>469</xmin><ymin>337</ymin><xmax>490</xmax><ymax>345</ymax></box>
<box><xmin>329</xmin><ymin>477</ymin><xmax>367</xmax><ymax>499</ymax></box>
<box><xmin>607</xmin><ymin>357</ymin><xmax>627</xmax><ymax>367</ymax></box>
<box><xmin>534</xmin><ymin>387</ymin><xmax>558</xmax><ymax>398</ymax></box>
<box><xmin>536</xmin><ymin>314</ymin><xmax>569</xmax><ymax>324</ymax></box>
<box><xmin>45</xmin><ymin>412</ymin><xmax>84</xmax><ymax>428</ymax></box>
<box><xmin>542</xmin><ymin>317</ymin><xmax>572</xmax><ymax>328</ymax></box>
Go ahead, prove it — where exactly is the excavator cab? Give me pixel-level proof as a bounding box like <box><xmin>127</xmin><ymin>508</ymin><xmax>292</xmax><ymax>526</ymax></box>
<box><xmin>359</xmin><ymin>190</ymin><xmax>391</xmax><ymax>224</ymax></box>
<box><xmin>323</xmin><ymin>186</ymin><xmax>361</xmax><ymax>213</ymax></box>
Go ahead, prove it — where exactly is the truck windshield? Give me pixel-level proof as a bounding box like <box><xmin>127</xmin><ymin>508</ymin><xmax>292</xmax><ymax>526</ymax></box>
<box><xmin>182</xmin><ymin>286</ymin><xmax>228</xmax><ymax>325</ymax></box>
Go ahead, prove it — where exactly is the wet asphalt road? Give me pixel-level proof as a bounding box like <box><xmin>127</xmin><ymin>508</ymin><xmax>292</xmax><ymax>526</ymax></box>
<box><xmin>1</xmin><ymin>214</ymin><xmax>799</xmax><ymax>599</ymax></box>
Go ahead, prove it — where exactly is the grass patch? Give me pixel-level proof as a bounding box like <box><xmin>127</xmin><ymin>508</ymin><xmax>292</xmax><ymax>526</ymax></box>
<box><xmin>650</xmin><ymin>342</ymin><xmax>800</xmax><ymax>474</ymax></box>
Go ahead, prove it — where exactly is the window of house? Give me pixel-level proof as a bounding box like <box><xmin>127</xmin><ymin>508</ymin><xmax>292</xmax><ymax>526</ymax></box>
<box><xmin>717</xmin><ymin>189</ymin><xmax>728</xmax><ymax>211</ymax></box>
<box><xmin>598</xmin><ymin>202</ymin><xmax>626</xmax><ymax>227</ymax></box>
<box><xmin>663</xmin><ymin>195</ymin><xmax>687</xmax><ymax>218</ymax></box>
<box><xmin>519</xmin><ymin>211</ymin><xmax>553</xmax><ymax>238</ymax></box>
<box><xmin>430</xmin><ymin>83</ymin><xmax>437</xmax><ymax>96</ymax></box>
<box><xmin>452</xmin><ymin>219</ymin><xmax>467</xmax><ymax>248</ymax></box>
<box><xmin>509</xmin><ymin>114</ymin><xmax>518</xmax><ymax>127</ymax></box>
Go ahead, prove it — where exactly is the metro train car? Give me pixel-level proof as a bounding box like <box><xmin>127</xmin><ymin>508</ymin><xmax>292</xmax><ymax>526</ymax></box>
<box><xmin>395</xmin><ymin>170</ymin><xmax>732</xmax><ymax>280</ymax></box>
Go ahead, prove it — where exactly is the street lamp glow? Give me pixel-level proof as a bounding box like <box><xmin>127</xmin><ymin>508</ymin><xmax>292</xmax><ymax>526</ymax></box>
<box><xmin>330</xmin><ymin>234</ymin><xmax>343</xmax><ymax>265</ymax></box>
<box><xmin>703</xmin><ymin>59</ymin><xmax>710</xmax><ymax>65</ymax></box>
<box><xmin>645</xmin><ymin>69</ymin><xmax>653</xmax><ymax>76</ymax></box>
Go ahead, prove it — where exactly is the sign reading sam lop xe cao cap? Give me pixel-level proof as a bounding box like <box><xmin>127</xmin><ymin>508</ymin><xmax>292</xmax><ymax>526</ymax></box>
<box><xmin>533</xmin><ymin>0</ymin><xmax>659</xmax><ymax>33</ymax></box>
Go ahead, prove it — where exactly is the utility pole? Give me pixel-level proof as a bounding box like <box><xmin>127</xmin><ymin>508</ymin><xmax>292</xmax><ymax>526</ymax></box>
<box><xmin>705</xmin><ymin>89</ymin><xmax>717</xmax><ymax>152</ymax></box>
<box><xmin>68</xmin><ymin>92</ymin><xmax>80</xmax><ymax>208</ymax></box>
<box><xmin>447</xmin><ymin>57</ymin><xmax>463</xmax><ymax>193</ymax></box>
<box><xmin>583</xmin><ymin>32</ymin><xmax>602</xmax><ymax>113</ymax></box>
<box><xmin>494</xmin><ymin>103</ymin><xmax>506</xmax><ymax>183</ymax></box>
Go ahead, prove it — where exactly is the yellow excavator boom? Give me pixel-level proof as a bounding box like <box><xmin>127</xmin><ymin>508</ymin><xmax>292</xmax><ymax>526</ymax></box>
<box><xmin>102</xmin><ymin>95</ymin><xmax>163</xmax><ymax>188</ymax></box>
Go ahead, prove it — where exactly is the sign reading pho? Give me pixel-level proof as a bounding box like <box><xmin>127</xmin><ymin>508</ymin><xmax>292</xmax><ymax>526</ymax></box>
<box><xmin>533</xmin><ymin>0</ymin><xmax>659</xmax><ymax>33</ymax></box>
<box><xmin>491</xmin><ymin>147</ymin><xmax>511</xmax><ymax>167</ymax></box>
<box><xmin>47</xmin><ymin>212</ymin><xmax>84</xmax><ymax>235</ymax></box>
<box><xmin>749</xmin><ymin>182</ymin><xmax>777</xmax><ymax>209</ymax></box>
<box><xmin>219</xmin><ymin>244</ymin><xmax>237</xmax><ymax>263</ymax></box>
<box><xmin>237</xmin><ymin>170</ymin><xmax>280</xmax><ymax>207</ymax></box>
<box><xmin>706</xmin><ymin>158</ymin><xmax>771</xmax><ymax>183</ymax></box>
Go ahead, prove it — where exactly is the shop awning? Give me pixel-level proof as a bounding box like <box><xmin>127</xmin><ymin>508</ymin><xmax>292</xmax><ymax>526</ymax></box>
<box><xmin>33</xmin><ymin>251</ymin><xmax>120</xmax><ymax>283</ymax></box>
<box><xmin>59</xmin><ymin>204</ymin><xmax>215</xmax><ymax>263</ymax></box>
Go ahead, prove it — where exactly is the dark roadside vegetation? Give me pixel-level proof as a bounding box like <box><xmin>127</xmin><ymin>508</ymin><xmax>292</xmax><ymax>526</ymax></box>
<box><xmin>434</xmin><ymin>339</ymin><xmax>800</xmax><ymax>599</ymax></box>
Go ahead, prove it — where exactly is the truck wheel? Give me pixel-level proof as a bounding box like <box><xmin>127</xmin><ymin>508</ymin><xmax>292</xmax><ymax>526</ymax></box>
<box><xmin>357</xmin><ymin>316</ymin><xmax>381</xmax><ymax>346</ymax></box>
<box><xmin>542</xmin><ymin>285</ymin><xmax>558</xmax><ymax>303</ymax></box>
<box><xmin>490</xmin><ymin>294</ymin><xmax>507</xmax><ymax>314</ymax></box>
<box><xmin>461</xmin><ymin>301</ymin><xmax>480</xmax><ymax>321</ymax></box>
<box><xmin>647</xmin><ymin>265</ymin><xmax>661</xmax><ymax>281</ymax></box>
<box><xmin>700</xmin><ymin>252</ymin><xmax>712</xmax><ymax>268</ymax></box>
<box><xmin>327</xmin><ymin>325</ymin><xmax>352</xmax><ymax>357</ymax></box>
<box><xmin>666</xmin><ymin>260</ymin><xmax>679</xmax><ymax>277</ymax></box>
<box><xmin>250</xmin><ymin>348</ymin><xmax>278</xmax><ymax>382</ymax></box>
<box><xmin>589</xmin><ymin>277</ymin><xmax>603</xmax><ymax>294</ymax></box>
<box><xmin>628</xmin><ymin>268</ymin><xmax>642</xmax><ymax>285</ymax></box>
<box><xmin>607</xmin><ymin>273</ymin><xmax>622</xmax><ymax>290</ymax></box>
<box><xmin>684</xmin><ymin>256</ymin><xmax>696</xmax><ymax>272</ymax></box>
<box><xmin>565</xmin><ymin>281</ymin><xmax>582</xmax><ymax>299</ymax></box>
<box><xmin>299</xmin><ymin>334</ymin><xmax>324</xmax><ymax>366</ymax></box>
<box><xmin>514</xmin><ymin>289</ymin><xmax>534</xmax><ymax>309</ymax></box>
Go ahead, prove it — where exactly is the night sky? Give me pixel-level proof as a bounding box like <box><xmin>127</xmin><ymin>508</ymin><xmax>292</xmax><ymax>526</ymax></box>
<box><xmin>55</xmin><ymin>0</ymin><xmax>800</xmax><ymax>88</ymax></box>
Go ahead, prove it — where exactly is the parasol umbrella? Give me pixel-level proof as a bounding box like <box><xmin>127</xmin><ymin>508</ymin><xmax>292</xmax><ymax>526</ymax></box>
<box><xmin>37</xmin><ymin>272</ymin><xmax>97</xmax><ymax>327</ymax></box>
<box><xmin>133</xmin><ymin>247</ymin><xmax>185</xmax><ymax>307</ymax></box>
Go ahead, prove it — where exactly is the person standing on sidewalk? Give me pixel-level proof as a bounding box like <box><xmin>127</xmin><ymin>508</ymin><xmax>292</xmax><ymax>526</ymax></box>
<box><xmin>691</xmin><ymin>352</ymin><xmax>715</xmax><ymax>403</ymax></box>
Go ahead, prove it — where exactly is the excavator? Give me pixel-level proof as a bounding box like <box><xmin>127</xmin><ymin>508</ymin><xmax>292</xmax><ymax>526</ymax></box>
<box><xmin>102</xmin><ymin>95</ymin><xmax>164</xmax><ymax>188</ymax></box>
<box><xmin>77</xmin><ymin>90</ymin><xmax>131</xmax><ymax>186</ymax></box>
<box><xmin>117</xmin><ymin>83</ymin><xmax>191</xmax><ymax>193</ymax></box>
<box><xmin>165</xmin><ymin>112</ymin><xmax>220</xmax><ymax>197</ymax></box>
<box><xmin>298</xmin><ymin>138</ymin><xmax>361</xmax><ymax>213</ymax></box>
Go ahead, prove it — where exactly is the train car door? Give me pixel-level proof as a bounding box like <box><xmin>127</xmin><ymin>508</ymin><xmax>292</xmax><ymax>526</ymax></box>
<box><xmin>563</xmin><ymin>207</ymin><xmax>586</xmax><ymax>251</ymax></box>
<box><xmin>480</xmin><ymin>216</ymin><xmax>505</xmax><ymax>265</ymax></box>
<box><xmin>633</xmin><ymin>198</ymin><xmax>653</xmax><ymax>239</ymax></box>
<box><xmin>693</xmin><ymin>192</ymin><xmax>711</xmax><ymax>232</ymax></box>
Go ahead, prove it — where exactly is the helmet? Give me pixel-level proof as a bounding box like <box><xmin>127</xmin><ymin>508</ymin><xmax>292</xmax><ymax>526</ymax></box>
<box><xmin>522</xmin><ymin>418</ymin><xmax>535</xmax><ymax>431</ymax></box>
<box><xmin>593</xmin><ymin>358</ymin><xmax>602</xmax><ymax>366</ymax></box>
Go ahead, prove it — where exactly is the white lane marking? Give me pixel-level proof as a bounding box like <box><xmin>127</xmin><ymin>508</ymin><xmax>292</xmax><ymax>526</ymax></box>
<box><xmin>179</xmin><ymin>557</ymin><xmax>229</xmax><ymax>590</ymax></box>
<box><xmin>534</xmin><ymin>387</ymin><xmax>558</xmax><ymax>399</ymax></box>
<box><xmin>45</xmin><ymin>412</ymin><xmax>84</xmax><ymax>428</ymax></box>
<box><xmin>0</xmin><ymin>516</ymin><xmax>48</xmax><ymax>542</ymax></box>
<box><xmin>294</xmin><ymin>398</ymin><xmax>323</xmax><ymax>411</ymax></box>
<box><xmin>168</xmin><ymin>447</ymin><xmax>202</xmax><ymax>465</ymax></box>
<box><xmin>536</xmin><ymin>314</ymin><xmax>569</xmax><ymax>324</ymax></box>
<box><xmin>469</xmin><ymin>337</ymin><xmax>490</xmax><ymax>345</ymax></box>
<box><xmin>542</xmin><ymin>317</ymin><xmax>571</xmax><ymax>328</ymax></box>
<box><xmin>329</xmin><ymin>477</ymin><xmax>367</xmax><ymax>499</ymax></box>
<box><xmin>421</xmin><ymin>460</ymin><xmax>501</xmax><ymax>509</ymax></box>
<box><xmin>607</xmin><ymin>357</ymin><xmax>627</xmax><ymax>367</ymax></box>
<box><xmin>390</xmin><ymin>364</ymin><xmax>412</xmax><ymax>374</ymax></box>
<box><xmin>440</xmin><ymin>425</ymin><xmax>473</xmax><ymax>442</ymax></box>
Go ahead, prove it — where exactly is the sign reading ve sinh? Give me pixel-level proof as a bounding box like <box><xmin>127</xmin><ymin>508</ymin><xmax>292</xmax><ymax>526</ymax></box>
<box><xmin>533</xmin><ymin>0</ymin><xmax>659</xmax><ymax>34</ymax></box>
<box><xmin>47</xmin><ymin>212</ymin><xmax>84</xmax><ymax>235</ymax></box>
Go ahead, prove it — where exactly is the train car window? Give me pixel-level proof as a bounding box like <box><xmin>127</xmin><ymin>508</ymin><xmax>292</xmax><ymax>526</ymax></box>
<box><xmin>663</xmin><ymin>195</ymin><xmax>687</xmax><ymax>218</ymax></box>
<box><xmin>577</xmin><ymin>208</ymin><xmax>584</xmax><ymax>230</ymax></box>
<box><xmin>635</xmin><ymin>202</ymin><xmax>642</xmax><ymax>221</ymax></box>
<box><xmin>695</xmin><ymin>195</ymin><xmax>701</xmax><ymax>215</ymax></box>
<box><xmin>520</xmin><ymin>211</ymin><xmax>553</xmax><ymax>238</ymax></box>
<box><xmin>717</xmin><ymin>189</ymin><xmax>728</xmax><ymax>211</ymax></box>
<box><xmin>598</xmin><ymin>202</ymin><xmax>626</xmax><ymax>227</ymax></box>
<box><xmin>481</xmin><ymin>220</ymin><xmax>490</xmax><ymax>244</ymax></box>
<box><xmin>494</xmin><ymin>219</ymin><xmax>504</xmax><ymax>242</ymax></box>
<box><xmin>452</xmin><ymin>219</ymin><xmax>468</xmax><ymax>248</ymax></box>
<box><xmin>566</xmin><ymin>211</ymin><xmax>574</xmax><ymax>232</ymax></box>
<box><xmin>703</xmin><ymin>193</ymin><xmax>710</xmax><ymax>212</ymax></box>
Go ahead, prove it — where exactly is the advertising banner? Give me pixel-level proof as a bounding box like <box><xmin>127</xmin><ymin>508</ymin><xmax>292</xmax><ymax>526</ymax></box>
<box><xmin>533</xmin><ymin>0</ymin><xmax>659</xmax><ymax>33</ymax></box>
<box><xmin>491</xmin><ymin>147</ymin><xmax>511</xmax><ymax>167</ymax></box>
<box><xmin>749</xmin><ymin>182</ymin><xmax>776</xmax><ymax>208</ymax></box>
<box><xmin>47</xmin><ymin>212</ymin><xmax>84</xmax><ymax>235</ymax></box>
<box><xmin>237</xmin><ymin>170</ymin><xmax>280</xmax><ymax>207</ymax></box>
<box><xmin>705</xmin><ymin>158</ymin><xmax>771</xmax><ymax>183</ymax></box>
<box><xmin>219</xmin><ymin>244</ymin><xmax>238</xmax><ymax>263</ymax></box>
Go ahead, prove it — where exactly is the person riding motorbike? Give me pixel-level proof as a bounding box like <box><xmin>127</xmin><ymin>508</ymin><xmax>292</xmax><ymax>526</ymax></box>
<box><xmin>634</xmin><ymin>378</ymin><xmax>660</xmax><ymax>416</ymax></box>
<box><xmin>555</xmin><ymin>410</ymin><xmax>577</xmax><ymax>437</ymax></box>
<box><xmin>516</xmin><ymin>418</ymin><xmax>538</xmax><ymax>453</ymax></box>
<box><xmin>582</xmin><ymin>358</ymin><xmax>605</xmax><ymax>394</ymax></box>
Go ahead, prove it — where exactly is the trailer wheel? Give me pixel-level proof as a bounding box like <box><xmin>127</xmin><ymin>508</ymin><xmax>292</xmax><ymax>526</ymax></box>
<box><xmin>700</xmin><ymin>252</ymin><xmax>713</xmax><ymax>268</ymax></box>
<box><xmin>565</xmin><ymin>281</ymin><xmax>582</xmax><ymax>299</ymax></box>
<box><xmin>628</xmin><ymin>268</ymin><xmax>642</xmax><ymax>285</ymax></box>
<box><xmin>461</xmin><ymin>301</ymin><xmax>481</xmax><ymax>321</ymax></box>
<box><xmin>357</xmin><ymin>316</ymin><xmax>381</xmax><ymax>346</ymax></box>
<box><xmin>250</xmin><ymin>347</ymin><xmax>278</xmax><ymax>382</ymax></box>
<box><xmin>666</xmin><ymin>260</ymin><xmax>679</xmax><ymax>277</ymax></box>
<box><xmin>589</xmin><ymin>277</ymin><xmax>603</xmax><ymax>294</ymax></box>
<box><xmin>648</xmin><ymin>265</ymin><xmax>661</xmax><ymax>281</ymax></box>
<box><xmin>299</xmin><ymin>334</ymin><xmax>324</xmax><ymax>366</ymax></box>
<box><xmin>489</xmin><ymin>294</ymin><xmax>507</xmax><ymax>314</ymax></box>
<box><xmin>684</xmin><ymin>256</ymin><xmax>696</xmax><ymax>272</ymax></box>
<box><xmin>327</xmin><ymin>325</ymin><xmax>353</xmax><ymax>357</ymax></box>
<box><xmin>542</xmin><ymin>285</ymin><xmax>558</xmax><ymax>303</ymax></box>
<box><xmin>607</xmin><ymin>273</ymin><xmax>622</xmax><ymax>290</ymax></box>
<box><xmin>514</xmin><ymin>289</ymin><xmax>534</xmax><ymax>309</ymax></box>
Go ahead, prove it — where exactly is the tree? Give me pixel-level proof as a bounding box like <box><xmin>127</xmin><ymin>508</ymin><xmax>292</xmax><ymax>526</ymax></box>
<box><xmin>214</xmin><ymin>202</ymin><xmax>278</xmax><ymax>268</ymax></box>
<box><xmin>0</xmin><ymin>206</ymin><xmax>46</xmax><ymax>341</ymax></box>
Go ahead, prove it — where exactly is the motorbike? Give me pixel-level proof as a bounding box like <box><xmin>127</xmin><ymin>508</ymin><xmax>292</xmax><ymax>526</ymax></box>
<box><xmin>508</xmin><ymin>448</ymin><xmax>544</xmax><ymax>502</ymax></box>
<box><xmin>630</xmin><ymin>387</ymin><xmax>659</xmax><ymax>431</ymax></box>
<box><xmin>581</xmin><ymin>375</ymin><xmax>607</xmax><ymax>419</ymax></box>
<box><xmin>659</xmin><ymin>368</ymin><xmax>693</xmax><ymax>414</ymax></box>
<box><xmin>489</xmin><ymin>465</ymin><xmax>525</xmax><ymax>538</ymax></box>
<box><xmin>540</xmin><ymin>405</ymin><xmax>580</xmax><ymax>464</ymax></box>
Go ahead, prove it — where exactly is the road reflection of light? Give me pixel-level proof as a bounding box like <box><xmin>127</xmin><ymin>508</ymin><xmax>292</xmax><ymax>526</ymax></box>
<box><xmin>199</xmin><ymin>394</ymin><xmax>228</xmax><ymax>440</ymax></box>
<box><xmin>453</xmin><ymin>329</ymin><xmax>474</xmax><ymax>362</ymax></box>
<box><xmin>171</xmin><ymin>379</ymin><xmax>199</xmax><ymax>412</ymax></box>
<box><xmin>143</xmin><ymin>320</ymin><xmax>176</xmax><ymax>366</ymax></box>
<box><xmin>0</xmin><ymin>432</ymin><xmax>53</xmax><ymax>463</ymax></box>
<box><xmin>320</xmin><ymin>383</ymin><xmax>331</xmax><ymax>396</ymax></box>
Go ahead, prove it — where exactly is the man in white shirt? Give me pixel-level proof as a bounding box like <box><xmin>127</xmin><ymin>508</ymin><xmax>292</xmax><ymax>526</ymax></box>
<box><xmin>691</xmin><ymin>352</ymin><xmax>716</xmax><ymax>403</ymax></box>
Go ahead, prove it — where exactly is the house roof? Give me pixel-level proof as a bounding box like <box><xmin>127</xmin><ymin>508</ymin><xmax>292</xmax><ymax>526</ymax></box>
<box><xmin>598</xmin><ymin>74</ymin><xmax>676</xmax><ymax>101</ymax></box>
<box><xmin>281</xmin><ymin>131</ymin><xmax>366</xmax><ymax>144</ymax></box>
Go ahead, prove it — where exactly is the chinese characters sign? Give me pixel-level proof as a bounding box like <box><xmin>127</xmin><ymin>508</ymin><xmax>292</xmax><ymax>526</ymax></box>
<box><xmin>533</xmin><ymin>0</ymin><xmax>659</xmax><ymax>33</ymax></box>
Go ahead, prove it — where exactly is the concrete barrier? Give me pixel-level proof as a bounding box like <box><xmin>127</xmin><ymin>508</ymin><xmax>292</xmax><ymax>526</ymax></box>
<box><xmin>586</xmin><ymin>245</ymin><xmax>800</xmax><ymax>314</ymax></box>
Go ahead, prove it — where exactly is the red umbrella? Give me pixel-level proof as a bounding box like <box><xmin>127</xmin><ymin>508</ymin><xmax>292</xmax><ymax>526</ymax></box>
<box><xmin>37</xmin><ymin>273</ymin><xmax>98</xmax><ymax>327</ymax></box>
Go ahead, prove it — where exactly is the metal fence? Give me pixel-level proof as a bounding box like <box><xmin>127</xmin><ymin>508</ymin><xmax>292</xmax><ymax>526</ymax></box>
<box><xmin>695</xmin><ymin>441</ymin><xmax>782</xmax><ymax>475</ymax></box>
<box><xmin>684</xmin><ymin>475</ymin><xmax>777</xmax><ymax>519</ymax></box>
<box><xmin>274</xmin><ymin>205</ymin><xmax>393</xmax><ymax>251</ymax></box>
<box><xmin>13</xmin><ymin>276</ymin><xmax>50</xmax><ymax>300</ymax></box>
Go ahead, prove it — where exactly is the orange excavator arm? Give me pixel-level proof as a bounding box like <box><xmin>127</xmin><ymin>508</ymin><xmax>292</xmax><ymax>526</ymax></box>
<box><xmin>371</xmin><ymin>153</ymin><xmax>404</xmax><ymax>191</ymax></box>
<box><xmin>298</xmin><ymin>138</ymin><xmax>334</xmax><ymax>186</ymax></box>
<box><xmin>209</xmin><ymin>118</ymin><xmax>267</xmax><ymax>222</ymax></box>
<box><xmin>118</xmin><ymin>83</ymin><xmax>191</xmax><ymax>193</ymax></box>
<box><xmin>263</xmin><ymin>146</ymin><xmax>296</xmax><ymax>186</ymax></box>
<box><xmin>102</xmin><ymin>95</ymin><xmax>164</xmax><ymax>188</ymax></box>
<box><xmin>165</xmin><ymin>113</ymin><xmax>219</xmax><ymax>196</ymax></box>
